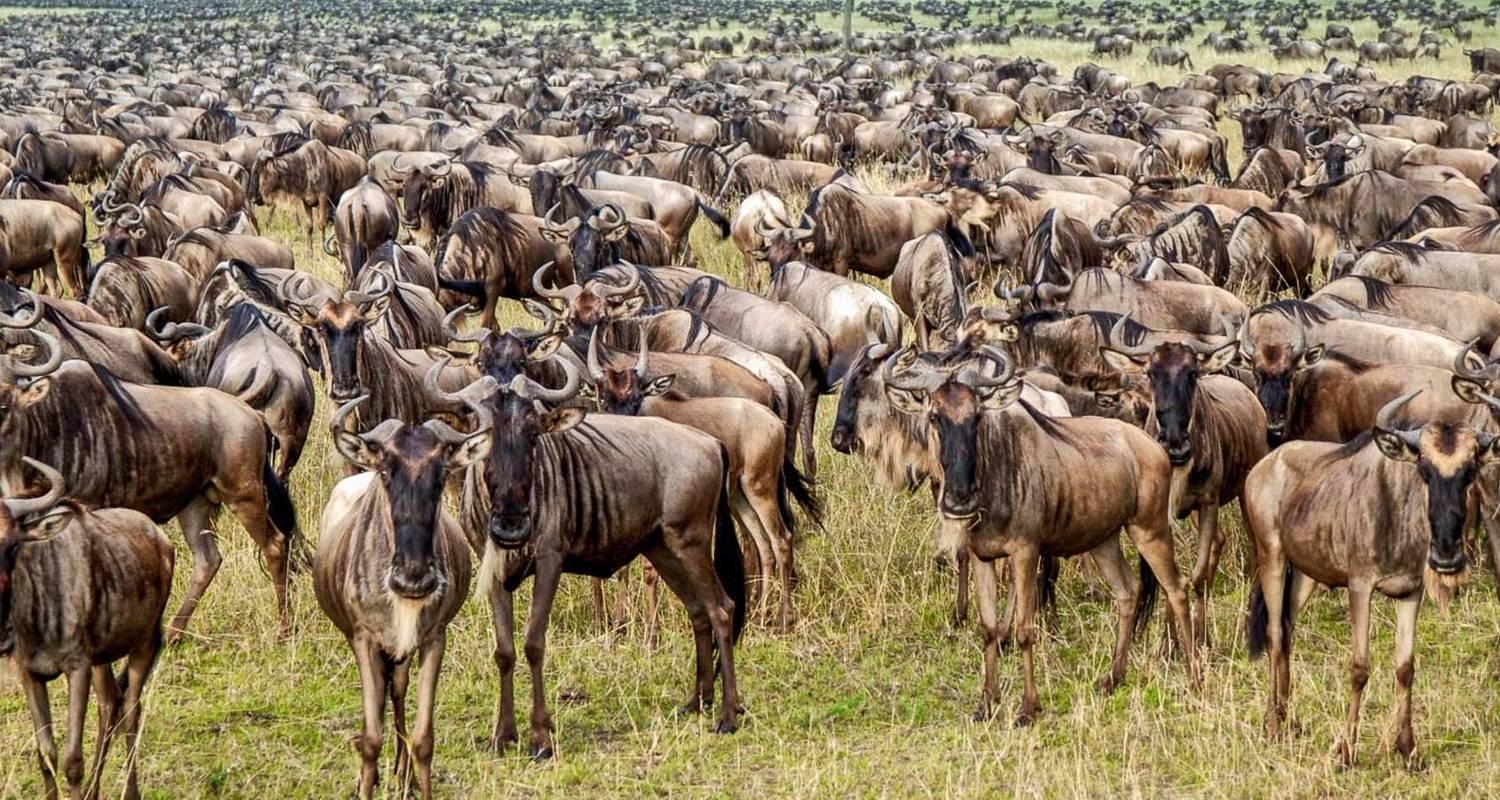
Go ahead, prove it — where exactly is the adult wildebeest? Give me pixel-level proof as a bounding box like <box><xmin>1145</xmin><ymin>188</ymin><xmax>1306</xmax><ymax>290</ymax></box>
<box><xmin>247</xmin><ymin>134</ymin><xmax>365</xmax><ymax>241</ymax></box>
<box><xmin>882</xmin><ymin>349</ymin><xmax>1199</xmax><ymax>724</ymax></box>
<box><xmin>434</xmin><ymin>206</ymin><xmax>573</xmax><ymax>328</ymax></box>
<box><xmin>0</xmin><ymin>198</ymin><xmax>88</xmax><ymax>298</ymax></box>
<box><xmin>329</xmin><ymin>176</ymin><xmax>399</xmax><ymax>284</ymax></box>
<box><xmin>791</xmin><ymin>181</ymin><xmax>975</xmax><ymax>278</ymax></box>
<box><xmin>457</xmin><ymin>360</ymin><xmax>746</xmax><ymax>756</ymax></box>
<box><xmin>1245</xmin><ymin>392</ymin><xmax>1495</xmax><ymax>767</ymax></box>
<box><xmin>0</xmin><ymin>331</ymin><xmax>297</xmax><ymax>640</ymax></box>
<box><xmin>316</xmin><ymin>384</ymin><xmax>491</xmax><ymax>800</ymax></box>
<box><xmin>2</xmin><ymin>459</ymin><xmax>173</xmax><ymax>800</ymax></box>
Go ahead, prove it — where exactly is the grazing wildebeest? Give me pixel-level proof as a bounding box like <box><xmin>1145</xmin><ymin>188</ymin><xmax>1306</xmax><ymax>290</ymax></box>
<box><xmin>2</xmin><ymin>459</ymin><xmax>174</xmax><ymax>800</ymax></box>
<box><xmin>316</xmin><ymin>382</ymin><xmax>492</xmax><ymax>800</ymax></box>
<box><xmin>1245</xmin><ymin>392</ymin><xmax>1495</xmax><ymax>767</ymax></box>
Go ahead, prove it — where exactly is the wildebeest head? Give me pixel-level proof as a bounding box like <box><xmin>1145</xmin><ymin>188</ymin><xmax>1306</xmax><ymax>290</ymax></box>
<box><xmin>98</xmin><ymin>203</ymin><xmax>152</xmax><ymax>256</ymax></box>
<box><xmin>541</xmin><ymin>203</ymin><xmax>629</xmax><ymax>280</ymax></box>
<box><xmin>1004</xmin><ymin>128</ymin><xmax>1065</xmax><ymax>174</ymax></box>
<box><xmin>532</xmin><ymin>261</ymin><xmax>643</xmax><ymax>337</ymax></box>
<box><xmin>0</xmin><ymin>459</ymin><xmax>73</xmax><ymax>657</ymax></box>
<box><xmin>284</xmin><ymin>273</ymin><xmax>392</xmax><ymax>401</ymax></box>
<box><xmin>883</xmin><ymin>346</ymin><xmax>1023</xmax><ymax>519</ymax></box>
<box><xmin>479</xmin><ymin>358</ymin><xmax>584</xmax><ymax>548</ymax></box>
<box><xmin>0</xmin><ymin>306</ymin><xmax>63</xmax><ymax>430</ymax></box>
<box><xmin>1371</xmin><ymin>391</ymin><xmax>1499</xmax><ymax>575</ymax></box>
<box><xmin>1100</xmin><ymin>315</ymin><xmax>1238</xmax><ymax>465</ymax></box>
<box><xmin>330</xmin><ymin>371</ymin><xmax>495</xmax><ymax>598</ymax></box>
<box><xmin>1239</xmin><ymin>314</ymin><xmax>1323</xmax><ymax>444</ymax></box>
<box><xmin>397</xmin><ymin>157</ymin><xmax>453</xmax><ymax>228</ymax></box>
<box><xmin>444</xmin><ymin>302</ymin><xmax>564</xmax><ymax>386</ymax></box>
<box><xmin>579</xmin><ymin>327</ymin><xmax>673</xmax><ymax>416</ymax></box>
<box><xmin>1305</xmin><ymin>134</ymin><xmax>1365</xmax><ymax>181</ymax></box>
<box><xmin>758</xmin><ymin>215</ymin><xmax>815</xmax><ymax>269</ymax></box>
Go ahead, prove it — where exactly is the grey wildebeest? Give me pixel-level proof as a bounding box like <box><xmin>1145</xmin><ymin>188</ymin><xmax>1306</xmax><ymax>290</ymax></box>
<box><xmin>0</xmin><ymin>198</ymin><xmax>89</xmax><ymax>298</ymax></box>
<box><xmin>433</xmin><ymin>206</ymin><xmax>572</xmax><ymax>328</ymax></box>
<box><xmin>881</xmin><ymin>348</ymin><xmax>1199</xmax><ymax>724</ymax></box>
<box><xmin>316</xmin><ymin>382</ymin><xmax>492</xmax><ymax>800</ymax></box>
<box><xmin>247</xmin><ymin>134</ymin><xmax>365</xmax><ymax>241</ymax></box>
<box><xmin>2</xmin><ymin>459</ymin><xmax>173</xmax><ymax>800</ymax></box>
<box><xmin>456</xmin><ymin>360</ymin><xmax>746</xmax><ymax>757</ymax></box>
<box><xmin>1244</xmin><ymin>392</ymin><xmax>1495</xmax><ymax>767</ymax></box>
<box><xmin>0</xmin><ymin>330</ymin><xmax>297</xmax><ymax>641</ymax></box>
<box><xmin>796</xmin><ymin>181</ymin><xmax>975</xmax><ymax>277</ymax></box>
<box><xmin>328</xmin><ymin>176</ymin><xmax>400</xmax><ymax>284</ymax></box>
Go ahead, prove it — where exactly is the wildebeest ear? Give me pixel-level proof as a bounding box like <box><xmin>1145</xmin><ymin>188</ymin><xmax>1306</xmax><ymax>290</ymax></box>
<box><xmin>884</xmin><ymin>385</ymin><xmax>925</xmax><ymax>414</ymax></box>
<box><xmin>20</xmin><ymin>507</ymin><xmax>74</xmax><ymax>541</ymax></box>
<box><xmin>1452</xmin><ymin>375</ymin><xmax>1488</xmax><ymax>406</ymax></box>
<box><xmin>16</xmin><ymin>377</ymin><xmax>52</xmax><ymax>407</ymax></box>
<box><xmin>288</xmin><ymin>301</ymin><xmax>320</xmax><ymax>326</ymax></box>
<box><xmin>528</xmin><ymin>335</ymin><xmax>563</xmax><ymax>361</ymax></box>
<box><xmin>995</xmin><ymin>323</ymin><xmax>1020</xmax><ymax>343</ymax></box>
<box><xmin>799</xmin><ymin>239</ymin><xmax>815</xmax><ymax>255</ymax></box>
<box><xmin>1198</xmin><ymin>342</ymin><xmax>1237</xmax><ymax>374</ymax></box>
<box><xmin>1374</xmin><ymin>429</ymin><xmax>1420</xmax><ymax>463</ymax></box>
<box><xmin>1099</xmin><ymin>347</ymin><xmax>1145</xmax><ymax>373</ymax></box>
<box><xmin>333</xmin><ymin>430</ymin><xmax>384</xmax><ymax>471</ymax></box>
<box><xmin>604</xmin><ymin>225</ymin><xmax>631</xmax><ymax>243</ymax></box>
<box><xmin>1296</xmin><ymin>343</ymin><xmax>1325</xmax><ymax>368</ymax></box>
<box><xmin>576</xmin><ymin>381</ymin><xmax>597</xmax><ymax>400</ymax></box>
<box><xmin>1092</xmin><ymin>389</ymin><xmax>1121</xmax><ymax>410</ymax></box>
<box><xmin>979</xmin><ymin>379</ymin><xmax>1024</xmax><ymax>410</ymax></box>
<box><xmin>447</xmin><ymin>430</ymin><xmax>492</xmax><ymax>471</ymax></box>
<box><xmin>539</xmin><ymin>226</ymin><xmax>568</xmax><ymax>243</ymax></box>
<box><xmin>361</xmin><ymin>296</ymin><xmax>391</xmax><ymax>322</ymax></box>
<box><xmin>643</xmin><ymin>374</ymin><xmax>676</xmax><ymax>396</ymax></box>
<box><xmin>543</xmin><ymin>406</ymin><xmax>585</xmax><ymax>434</ymax></box>
<box><xmin>612</xmin><ymin>296</ymin><xmax>645</xmax><ymax>318</ymax></box>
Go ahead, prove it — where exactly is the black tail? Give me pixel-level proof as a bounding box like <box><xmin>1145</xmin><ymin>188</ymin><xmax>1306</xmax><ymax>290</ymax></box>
<box><xmin>777</xmin><ymin>456</ymin><xmax>824</xmax><ymax>538</ymax></box>
<box><xmin>438</xmin><ymin>276</ymin><xmax>486</xmax><ymax>302</ymax></box>
<box><xmin>1246</xmin><ymin>565</ymin><xmax>1295</xmax><ymax>659</ymax></box>
<box><xmin>696</xmin><ymin>197</ymin><xmax>732</xmax><ymax>238</ymax></box>
<box><xmin>76</xmin><ymin>232</ymin><xmax>92</xmax><ymax>301</ymax></box>
<box><xmin>713</xmin><ymin>457</ymin><xmax>748</xmax><ymax>644</ymax></box>
<box><xmin>1132</xmin><ymin>554</ymin><xmax>1158</xmax><ymax>636</ymax></box>
<box><xmin>262</xmin><ymin>442</ymin><xmax>304</xmax><ymax>572</ymax></box>
<box><xmin>348</xmin><ymin>242</ymin><xmax>367</xmax><ymax>282</ymax></box>
<box><xmin>1039</xmin><ymin>556</ymin><xmax>1060</xmax><ymax>616</ymax></box>
<box><xmin>945</xmin><ymin>221</ymin><xmax>975</xmax><ymax>258</ymax></box>
<box><xmin>1211</xmin><ymin>139</ymin><xmax>1232</xmax><ymax>186</ymax></box>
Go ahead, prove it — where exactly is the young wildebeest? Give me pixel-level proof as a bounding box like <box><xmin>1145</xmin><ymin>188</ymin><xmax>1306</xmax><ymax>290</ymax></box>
<box><xmin>1098</xmin><ymin>317</ymin><xmax>1269</xmax><ymax>643</ymax></box>
<box><xmin>1244</xmin><ymin>392</ymin><xmax>1497</xmax><ymax>767</ymax></box>
<box><xmin>3</xmin><ymin>459</ymin><xmax>174</xmax><ymax>800</ymax></box>
<box><xmin>882</xmin><ymin>348</ymin><xmax>1199</xmax><ymax>724</ymax></box>
<box><xmin>581</xmin><ymin>330</ymin><xmax>821</xmax><ymax>631</ymax></box>
<box><xmin>315</xmin><ymin>377</ymin><xmax>491</xmax><ymax>800</ymax></box>
<box><xmin>457</xmin><ymin>359</ymin><xmax>746</xmax><ymax>757</ymax></box>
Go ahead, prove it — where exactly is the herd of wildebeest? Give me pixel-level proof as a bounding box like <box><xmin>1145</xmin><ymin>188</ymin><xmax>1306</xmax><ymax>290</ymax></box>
<box><xmin>13</xmin><ymin>0</ymin><xmax>1500</xmax><ymax>794</ymax></box>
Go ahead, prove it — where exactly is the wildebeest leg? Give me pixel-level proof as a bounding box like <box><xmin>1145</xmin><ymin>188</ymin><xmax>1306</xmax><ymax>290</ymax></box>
<box><xmin>486</xmin><ymin>577</ymin><xmax>518</xmax><ymax>752</ymax></box>
<box><xmin>1257</xmin><ymin>554</ymin><xmax>1289</xmax><ymax>738</ymax></box>
<box><xmin>1010</xmin><ymin>547</ymin><xmax>1042</xmax><ymax>727</ymax></box>
<box><xmin>389</xmin><ymin>657</ymin><xmax>412</xmax><ymax>792</ymax></box>
<box><xmin>1392</xmin><ymin>591</ymin><xmax>1421</xmax><ymax>766</ymax></box>
<box><xmin>1483</xmin><ymin>511</ymin><xmax>1500</xmax><ymax>604</ymax></box>
<box><xmin>410</xmin><ymin>633</ymin><xmax>445</xmax><ymax>800</ymax></box>
<box><xmin>590</xmin><ymin>577</ymin><xmax>608</xmax><ymax>635</ymax></box>
<box><xmin>88</xmin><ymin>666</ymin><xmax>122</xmax><ymax>800</ymax></box>
<box><xmin>228</xmin><ymin>492</ymin><xmax>291</xmax><ymax>638</ymax></box>
<box><xmin>61</xmin><ymin>667</ymin><xmax>90</xmax><ymax>799</ymax></box>
<box><xmin>730</xmin><ymin>491</ymin><xmax>774</xmax><ymax>621</ymax></box>
<box><xmin>352</xmin><ymin>636</ymin><xmax>389</xmax><ymax>800</ymax></box>
<box><xmin>1091</xmin><ymin>538</ymin><xmax>1140</xmax><ymax>694</ymax></box>
<box><xmin>1337</xmin><ymin>581</ymin><xmax>1374</xmax><ymax>767</ymax></box>
<box><xmin>972</xmin><ymin>553</ymin><xmax>1001</xmax><ymax>721</ymax></box>
<box><xmin>645</xmin><ymin>546</ymin><xmax>716</xmax><ymax>715</ymax></box>
<box><xmin>655</xmin><ymin>538</ymin><xmax>741</xmax><ymax>733</ymax></box>
<box><xmin>800</xmin><ymin>393</ymin><xmax>819</xmax><ymax>478</ymax></box>
<box><xmin>609</xmin><ymin>569</ymin><xmax>630</xmax><ymax>639</ymax></box>
<box><xmin>643</xmin><ymin>562</ymin><xmax>662</xmax><ymax>649</ymax></box>
<box><xmin>1131</xmin><ymin>523</ymin><xmax>1200</xmax><ymax>687</ymax></box>
<box><xmin>524</xmin><ymin>556</ymin><xmax>563</xmax><ymax>759</ymax></box>
<box><xmin>1188</xmin><ymin>502</ymin><xmax>1222</xmax><ymax>647</ymax></box>
<box><xmin>166</xmin><ymin>497</ymin><xmax>221</xmax><ymax>642</ymax></box>
<box><xmin>19</xmin><ymin>671</ymin><xmax>60</xmax><ymax>800</ymax></box>
<box><xmin>118</xmin><ymin>632</ymin><xmax>161</xmax><ymax>800</ymax></box>
<box><xmin>276</xmin><ymin>435</ymin><xmax>304</xmax><ymax>484</ymax></box>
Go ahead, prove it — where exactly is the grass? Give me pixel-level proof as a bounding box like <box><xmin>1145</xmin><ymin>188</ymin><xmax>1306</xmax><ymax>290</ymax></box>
<box><xmin>7</xmin><ymin>9</ymin><xmax>1500</xmax><ymax>799</ymax></box>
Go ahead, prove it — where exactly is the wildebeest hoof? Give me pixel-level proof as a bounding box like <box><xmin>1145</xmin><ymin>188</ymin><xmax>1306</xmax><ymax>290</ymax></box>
<box><xmin>1335</xmin><ymin>740</ymin><xmax>1355</xmax><ymax>768</ymax></box>
<box><xmin>1094</xmin><ymin>675</ymin><xmax>1120</xmax><ymax>695</ymax></box>
<box><xmin>530</xmin><ymin>745</ymin><xmax>554</xmax><ymax>761</ymax></box>
<box><xmin>1013</xmin><ymin>710</ymin><xmax>1036</xmax><ymax>728</ymax></box>
<box><xmin>971</xmin><ymin>704</ymin><xmax>995</xmax><ymax>722</ymax></box>
<box><xmin>678</xmin><ymin>701</ymin><xmax>704</xmax><ymax>716</ymax></box>
<box><xmin>488</xmin><ymin>731</ymin><xmax>517</xmax><ymax>753</ymax></box>
<box><xmin>715</xmin><ymin>720</ymin><xmax>738</xmax><ymax>734</ymax></box>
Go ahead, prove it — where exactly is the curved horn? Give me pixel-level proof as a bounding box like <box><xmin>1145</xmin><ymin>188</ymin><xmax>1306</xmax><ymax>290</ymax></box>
<box><xmin>590</xmin><ymin>262</ymin><xmax>641</xmax><ymax>299</ymax></box>
<box><xmin>530</xmin><ymin>261</ymin><xmax>573</xmax><ymax>300</ymax></box>
<box><xmin>512</xmin><ymin>299</ymin><xmax>559</xmax><ymax>341</ymax></box>
<box><xmin>959</xmin><ymin>345</ymin><xmax>1017</xmax><ymax>388</ymax></box>
<box><xmin>586</xmin><ymin>326</ymin><xmax>606</xmax><ymax>380</ymax></box>
<box><xmin>3</xmin><ymin>458</ymin><xmax>65</xmax><ymax>520</ymax></box>
<box><xmin>0</xmin><ymin>296</ymin><xmax>43</xmax><ymax>329</ymax></box>
<box><xmin>346</xmin><ymin>271</ymin><xmax>392</xmax><ymax>306</ymax></box>
<box><xmin>880</xmin><ymin>347</ymin><xmax>943</xmax><ymax>392</ymax></box>
<box><xmin>9</xmin><ymin>329</ymin><xmax>63</xmax><ymax>377</ymax></box>
<box><xmin>444</xmin><ymin>304</ymin><xmax>489</xmax><ymax>344</ymax></box>
<box><xmin>1374</xmin><ymin>389</ymin><xmax>1424</xmax><ymax>448</ymax></box>
<box><xmin>145</xmin><ymin>306</ymin><xmax>210</xmax><ymax>341</ymax></box>
<box><xmin>428</xmin><ymin>157</ymin><xmax>453</xmax><ymax>177</ymax></box>
<box><xmin>506</xmin><ymin>356</ymin><xmax>582</xmax><ymax>404</ymax></box>
<box><xmin>634</xmin><ymin>329</ymin><xmax>649</xmax><ymax>380</ymax></box>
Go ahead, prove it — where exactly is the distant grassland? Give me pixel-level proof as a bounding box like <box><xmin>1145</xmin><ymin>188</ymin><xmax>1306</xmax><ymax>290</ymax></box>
<box><xmin>4</xmin><ymin>7</ymin><xmax>1500</xmax><ymax>799</ymax></box>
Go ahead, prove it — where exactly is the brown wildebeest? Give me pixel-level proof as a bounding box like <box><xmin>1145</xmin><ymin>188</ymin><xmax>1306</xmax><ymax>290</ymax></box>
<box><xmin>316</xmin><ymin>381</ymin><xmax>491</xmax><ymax>800</ymax></box>
<box><xmin>882</xmin><ymin>348</ymin><xmax>1199</xmax><ymax>724</ymax></box>
<box><xmin>3</xmin><ymin>459</ymin><xmax>173</xmax><ymax>800</ymax></box>
<box><xmin>1244</xmin><ymin>392</ymin><xmax>1496</xmax><ymax>767</ymax></box>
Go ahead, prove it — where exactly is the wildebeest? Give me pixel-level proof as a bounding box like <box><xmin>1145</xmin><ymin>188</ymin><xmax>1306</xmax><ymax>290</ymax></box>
<box><xmin>316</xmin><ymin>384</ymin><xmax>491</xmax><ymax>800</ymax></box>
<box><xmin>247</xmin><ymin>134</ymin><xmax>365</xmax><ymax>240</ymax></box>
<box><xmin>2</xmin><ymin>459</ymin><xmax>174</xmax><ymax>800</ymax></box>
<box><xmin>0</xmin><ymin>198</ymin><xmax>89</xmax><ymax>298</ymax></box>
<box><xmin>434</xmin><ymin>206</ymin><xmax>573</xmax><ymax>327</ymax></box>
<box><xmin>329</xmin><ymin>176</ymin><xmax>399</xmax><ymax>284</ymax></box>
<box><xmin>1244</xmin><ymin>392</ymin><xmax>1495</xmax><ymax>766</ymax></box>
